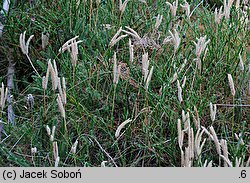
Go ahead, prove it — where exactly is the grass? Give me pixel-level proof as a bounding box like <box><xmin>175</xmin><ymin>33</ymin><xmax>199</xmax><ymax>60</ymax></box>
<box><xmin>0</xmin><ymin>0</ymin><xmax>249</xmax><ymax>167</ymax></box>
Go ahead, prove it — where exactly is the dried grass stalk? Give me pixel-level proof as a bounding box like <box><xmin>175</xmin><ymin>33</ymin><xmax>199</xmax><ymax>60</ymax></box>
<box><xmin>189</xmin><ymin>127</ymin><xmax>194</xmax><ymax>159</ymax></box>
<box><xmin>178</xmin><ymin>59</ymin><xmax>187</xmax><ymax>73</ymax></box>
<box><xmin>227</xmin><ymin>74</ymin><xmax>236</xmax><ymax>96</ymax></box>
<box><xmin>201</xmin><ymin>126</ymin><xmax>214</xmax><ymax>140</ymax></box>
<box><xmin>46</xmin><ymin>125</ymin><xmax>51</xmax><ymax>136</ymax></box>
<box><xmin>221</xmin><ymin>139</ymin><xmax>229</xmax><ymax>167</ymax></box>
<box><xmin>31</xmin><ymin>147</ymin><xmax>37</xmax><ymax>154</ymax></box>
<box><xmin>220</xmin><ymin>155</ymin><xmax>232</xmax><ymax>167</ymax></box>
<box><xmin>171</xmin><ymin>72</ymin><xmax>178</xmax><ymax>83</ymax></box>
<box><xmin>145</xmin><ymin>66</ymin><xmax>154</xmax><ymax>91</ymax></box>
<box><xmin>101</xmin><ymin>161</ymin><xmax>108</xmax><ymax>167</ymax></box>
<box><xmin>193</xmin><ymin>36</ymin><xmax>210</xmax><ymax>59</ymax></box>
<box><xmin>124</xmin><ymin>26</ymin><xmax>141</xmax><ymax>40</ymax></box>
<box><xmin>70</xmin><ymin>39</ymin><xmax>78</xmax><ymax>68</ymax></box>
<box><xmin>19</xmin><ymin>31</ymin><xmax>34</xmax><ymax>55</ymax></box>
<box><xmin>181</xmin><ymin>149</ymin><xmax>185</xmax><ymax>167</ymax></box>
<box><xmin>234</xmin><ymin>133</ymin><xmax>245</xmax><ymax>145</ymax></box>
<box><xmin>19</xmin><ymin>31</ymin><xmax>40</xmax><ymax>77</ymax></box>
<box><xmin>62</xmin><ymin>77</ymin><xmax>67</xmax><ymax>105</ymax></box>
<box><xmin>71</xmin><ymin>139</ymin><xmax>79</xmax><ymax>154</ymax></box>
<box><xmin>109</xmin><ymin>27</ymin><xmax>129</xmax><ymax>47</ymax></box>
<box><xmin>53</xmin><ymin>60</ymin><xmax>58</xmax><ymax>78</ymax></box>
<box><xmin>184</xmin><ymin>147</ymin><xmax>191</xmax><ymax>167</ymax></box>
<box><xmin>183</xmin><ymin>111</ymin><xmax>190</xmax><ymax>131</ymax></box>
<box><xmin>224</xmin><ymin>0</ymin><xmax>234</xmax><ymax>20</ymax></box>
<box><xmin>0</xmin><ymin>82</ymin><xmax>8</xmax><ymax>110</ymax></box>
<box><xmin>194</xmin><ymin>128</ymin><xmax>206</xmax><ymax>158</ymax></box>
<box><xmin>177</xmin><ymin>119</ymin><xmax>183</xmax><ymax>149</ymax></box>
<box><xmin>235</xmin><ymin>157</ymin><xmax>242</xmax><ymax>167</ymax></box>
<box><xmin>110</xmin><ymin>27</ymin><xmax>122</xmax><ymax>44</ymax></box>
<box><xmin>166</xmin><ymin>0</ymin><xmax>178</xmax><ymax>17</ymax></box>
<box><xmin>239</xmin><ymin>53</ymin><xmax>244</xmax><ymax>71</ymax></box>
<box><xmin>180</xmin><ymin>0</ymin><xmax>191</xmax><ymax>18</ymax></box>
<box><xmin>129</xmin><ymin>39</ymin><xmax>134</xmax><ymax>63</ymax></box>
<box><xmin>155</xmin><ymin>14</ymin><xmax>163</xmax><ymax>30</ymax></box>
<box><xmin>57</xmin><ymin>77</ymin><xmax>66</xmax><ymax>105</ymax></box>
<box><xmin>56</xmin><ymin>94</ymin><xmax>65</xmax><ymax>119</ymax></box>
<box><xmin>42</xmin><ymin>32</ymin><xmax>50</xmax><ymax>49</ymax></box>
<box><xmin>169</xmin><ymin>29</ymin><xmax>181</xmax><ymax>52</ymax></box>
<box><xmin>209</xmin><ymin>126</ymin><xmax>221</xmax><ymax>162</ymax></box>
<box><xmin>50</xmin><ymin>125</ymin><xmax>56</xmax><ymax>142</ymax></box>
<box><xmin>53</xmin><ymin>141</ymin><xmax>59</xmax><ymax>161</ymax></box>
<box><xmin>59</xmin><ymin>36</ymin><xmax>82</xmax><ymax>53</ymax></box>
<box><xmin>182</xmin><ymin>76</ymin><xmax>187</xmax><ymax>88</ymax></box>
<box><xmin>110</xmin><ymin>34</ymin><xmax>128</xmax><ymax>48</ymax></box>
<box><xmin>142</xmin><ymin>52</ymin><xmax>149</xmax><ymax>82</ymax></box>
<box><xmin>119</xmin><ymin>0</ymin><xmax>130</xmax><ymax>15</ymax></box>
<box><xmin>246</xmin><ymin>156</ymin><xmax>250</xmax><ymax>167</ymax></box>
<box><xmin>203</xmin><ymin>160</ymin><xmax>213</xmax><ymax>167</ymax></box>
<box><xmin>55</xmin><ymin>157</ymin><xmax>60</xmax><ymax>167</ymax></box>
<box><xmin>214</xmin><ymin>6</ymin><xmax>224</xmax><ymax>24</ymax></box>
<box><xmin>48</xmin><ymin>60</ymin><xmax>58</xmax><ymax>90</ymax></box>
<box><xmin>177</xmin><ymin>80</ymin><xmax>183</xmax><ymax>103</ymax></box>
<box><xmin>193</xmin><ymin>106</ymin><xmax>200</xmax><ymax>129</ymax></box>
<box><xmin>57</xmin><ymin>77</ymin><xmax>63</xmax><ymax>102</ymax></box>
<box><xmin>210</xmin><ymin>102</ymin><xmax>217</xmax><ymax>122</ymax></box>
<box><xmin>113</xmin><ymin>52</ymin><xmax>121</xmax><ymax>84</ymax></box>
<box><xmin>42</xmin><ymin>63</ymin><xmax>50</xmax><ymax>90</ymax></box>
<box><xmin>115</xmin><ymin>119</ymin><xmax>132</xmax><ymax>138</ymax></box>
